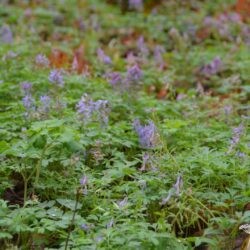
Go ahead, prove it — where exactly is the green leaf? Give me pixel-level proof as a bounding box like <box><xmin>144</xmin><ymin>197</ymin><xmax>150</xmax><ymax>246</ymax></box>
<box><xmin>0</xmin><ymin>141</ymin><xmax>10</xmax><ymax>153</ymax></box>
<box><xmin>56</xmin><ymin>199</ymin><xmax>82</xmax><ymax>211</ymax></box>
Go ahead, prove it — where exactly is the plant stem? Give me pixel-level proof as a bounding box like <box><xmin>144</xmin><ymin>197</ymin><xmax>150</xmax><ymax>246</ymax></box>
<box><xmin>23</xmin><ymin>179</ymin><xmax>28</xmax><ymax>205</ymax></box>
<box><xmin>64</xmin><ymin>188</ymin><xmax>81</xmax><ymax>250</ymax></box>
<box><xmin>34</xmin><ymin>146</ymin><xmax>46</xmax><ymax>188</ymax></box>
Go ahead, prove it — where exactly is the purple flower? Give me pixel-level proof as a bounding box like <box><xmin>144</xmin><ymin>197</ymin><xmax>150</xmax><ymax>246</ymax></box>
<box><xmin>106</xmin><ymin>72</ymin><xmax>122</xmax><ymax>87</ymax></box>
<box><xmin>117</xmin><ymin>197</ymin><xmax>128</xmax><ymax>209</ymax></box>
<box><xmin>94</xmin><ymin>100</ymin><xmax>110</xmax><ymax>125</ymax></box>
<box><xmin>95</xmin><ymin>236</ymin><xmax>103</xmax><ymax>243</ymax></box>
<box><xmin>97</xmin><ymin>48</ymin><xmax>112</xmax><ymax>65</ymax></box>
<box><xmin>200</xmin><ymin>57</ymin><xmax>222</xmax><ymax>76</ymax></box>
<box><xmin>22</xmin><ymin>95</ymin><xmax>35</xmax><ymax>110</ymax></box>
<box><xmin>173</xmin><ymin>175</ymin><xmax>183</xmax><ymax>196</ymax></box>
<box><xmin>129</xmin><ymin>0</ymin><xmax>143</xmax><ymax>10</ymax></box>
<box><xmin>126</xmin><ymin>64</ymin><xmax>142</xmax><ymax>83</ymax></box>
<box><xmin>236</xmin><ymin>151</ymin><xmax>245</xmax><ymax>158</ymax></box>
<box><xmin>80</xmin><ymin>175</ymin><xmax>88</xmax><ymax>186</ymax></box>
<box><xmin>21</xmin><ymin>81</ymin><xmax>32</xmax><ymax>94</ymax></box>
<box><xmin>48</xmin><ymin>69</ymin><xmax>64</xmax><ymax>86</ymax></box>
<box><xmin>223</xmin><ymin>105</ymin><xmax>232</xmax><ymax>116</ymax></box>
<box><xmin>137</xmin><ymin>36</ymin><xmax>149</xmax><ymax>57</ymax></box>
<box><xmin>40</xmin><ymin>95</ymin><xmax>50</xmax><ymax>113</ymax></box>
<box><xmin>76</xmin><ymin>94</ymin><xmax>95</xmax><ymax>120</ymax></box>
<box><xmin>154</xmin><ymin>45</ymin><xmax>165</xmax><ymax>67</ymax></box>
<box><xmin>140</xmin><ymin>152</ymin><xmax>150</xmax><ymax>171</ymax></box>
<box><xmin>80</xmin><ymin>175</ymin><xmax>88</xmax><ymax>195</ymax></box>
<box><xmin>160</xmin><ymin>192</ymin><xmax>172</xmax><ymax>206</ymax></box>
<box><xmin>81</xmin><ymin>223</ymin><xmax>93</xmax><ymax>232</ymax></box>
<box><xmin>35</xmin><ymin>54</ymin><xmax>49</xmax><ymax>67</ymax></box>
<box><xmin>228</xmin><ymin>124</ymin><xmax>244</xmax><ymax>153</ymax></box>
<box><xmin>106</xmin><ymin>218</ymin><xmax>114</xmax><ymax>229</ymax></box>
<box><xmin>160</xmin><ymin>174</ymin><xmax>183</xmax><ymax>205</ymax></box>
<box><xmin>76</xmin><ymin>94</ymin><xmax>110</xmax><ymax>124</ymax></box>
<box><xmin>0</xmin><ymin>25</ymin><xmax>13</xmax><ymax>44</ymax></box>
<box><xmin>133</xmin><ymin>119</ymin><xmax>157</xmax><ymax>149</ymax></box>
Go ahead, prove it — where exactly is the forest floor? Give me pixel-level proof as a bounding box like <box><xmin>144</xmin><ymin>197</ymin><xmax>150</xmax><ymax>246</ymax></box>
<box><xmin>0</xmin><ymin>0</ymin><xmax>249</xmax><ymax>249</ymax></box>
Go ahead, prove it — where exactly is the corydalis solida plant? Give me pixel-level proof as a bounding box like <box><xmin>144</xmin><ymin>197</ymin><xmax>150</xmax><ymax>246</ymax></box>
<box><xmin>133</xmin><ymin>119</ymin><xmax>158</xmax><ymax>149</ymax></box>
<box><xmin>200</xmin><ymin>57</ymin><xmax>222</xmax><ymax>76</ymax></box>
<box><xmin>227</xmin><ymin>123</ymin><xmax>244</xmax><ymax>153</ymax></box>
<box><xmin>49</xmin><ymin>69</ymin><xmax>64</xmax><ymax>87</ymax></box>
<box><xmin>97</xmin><ymin>48</ymin><xmax>112</xmax><ymax>65</ymax></box>
<box><xmin>35</xmin><ymin>54</ymin><xmax>49</xmax><ymax>68</ymax></box>
<box><xmin>76</xmin><ymin>94</ymin><xmax>110</xmax><ymax>125</ymax></box>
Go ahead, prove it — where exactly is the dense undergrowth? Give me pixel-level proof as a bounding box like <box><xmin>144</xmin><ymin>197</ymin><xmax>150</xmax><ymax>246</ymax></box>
<box><xmin>0</xmin><ymin>0</ymin><xmax>249</xmax><ymax>249</ymax></box>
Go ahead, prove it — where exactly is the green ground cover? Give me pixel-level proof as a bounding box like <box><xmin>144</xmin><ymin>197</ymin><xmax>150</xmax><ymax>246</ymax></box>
<box><xmin>0</xmin><ymin>0</ymin><xmax>249</xmax><ymax>249</ymax></box>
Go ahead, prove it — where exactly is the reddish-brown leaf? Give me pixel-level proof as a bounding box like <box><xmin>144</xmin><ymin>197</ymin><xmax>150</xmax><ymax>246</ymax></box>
<box><xmin>236</xmin><ymin>0</ymin><xmax>250</xmax><ymax>20</ymax></box>
<box><xmin>49</xmin><ymin>49</ymin><xmax>69</xmax><ymax>68</ymax></box>
<box><xmin>71</xmin><ymin>46</ymin><xmax>90</xmax><ymax>74</ymax></box>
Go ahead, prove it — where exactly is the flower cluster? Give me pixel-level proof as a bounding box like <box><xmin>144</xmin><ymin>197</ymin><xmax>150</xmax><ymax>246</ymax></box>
<box><xmin>129</xmin><ymin>0</ymin><xmax>143</xmax><ymax>10</ymax></box>
<box><xmin>76</xmin><ymin>94</ymin><xmax>110</xmax><ymax>125</ymax></box>
<box><xmin>49</xmin><ymin>69</ymin><xmax>64</xmax><ymax>87</ymax></box>
<box><xmin>160</xmin><ymin>175</ymin><xmax>183</xmax><ymax>205</ymax></box>
<box><xmin>35</xmin><ymin>54</ymin><xmax>50</xmax><ymax>67</ymax></box>
<box><xmin>0</xmin><ymin>25</ymin><xmax>13</xmax><ymax>44</ymax></box>
<box><xmin>203</xmin><ymin>12</ymin><xmax>244</xmax><ymax>41</ymax></box>
<box><xmin>228</xmin><ymin>123</ymin><xmax>244</xmax><ymax>153</ymax></box>
<box><xmin>106</xmin><ymin>64</ymin><xmax>143</xmax><ymax>91</ymax></box>
<box><xmin>200</xmin><ymin>57</ymin><xmax>222</xmax><ymax>76</ymax></box>
<box><xmin>39</xmin><ymin>95</ymin><xmax>51</xmax><ymax>113</ymax></box>
<box><xmin>21</xmin><ymin>81</ymin><xmax>32</xmax><ymax>94</ymax></box>
<box><xmin>137</xmin><ymin>36</ymin><xmax>149</xmax><ymax>58</ymax></box>
<box><xmin>133</xmin><ymin>119</ymin><xmax>158</xmax><ymax>149</ymax></box>
<box><xmin>97</xmin><ymin>48</ymin><xmax>112</xmax><ymax>65</ymax></box>
<box><xmin>22</xmin><ymin>95</ymin><xmax>35</xmax><ymax>111</ymax></box>
<box><xmin>105</xmin><ymin>72</ymin><xmax>122</xmax><ymax>87</ymax></box>
<box><xmin>154</xmin><ymin>45</ymin><xmax>165</xmax><ymax>69</ymax></box>
<box><xmin>126</xmin><ymin>64</ymin><xmax>143</xmax><ymax>83</ymax></box>
<box><xmin>80</xmin><ymin>175</ymin><xmax>88</xmax><ymax>195</ymax></box>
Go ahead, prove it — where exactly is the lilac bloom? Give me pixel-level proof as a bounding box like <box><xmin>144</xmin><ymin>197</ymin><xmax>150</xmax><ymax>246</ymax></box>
<box><xmin>173</xmin><ymin>175</ymin><xmax>183</xmax><ymax>196</ymax></box>
<box><xmin>40</xmin><ymin>95</ymin><xmax>50</xmax><ymax>113</ymax></box>
<box><xmin>95</xmin><ymin>236</ymin><xmax>104</xmax><ymax>243</ymax></box>
<box><xmin>81</xmin><ymin>223</ymin><xmax>93</xmax><ymax>232</ymax></box>
<box><xmin>21</xmin><ymin>82</ymin><xmax>32</xmax><ymax>94</ymax></box>
<box><xmin>140</xmin><ymin>152</ymin><xmax>150</xmax><ymax>171</ymax></box>
<box><xmin>228</xmin><ymin>124</ymin><xmax>244</xmax><ymax>153</ymax></box>
<box><xmin>106</xmin><ymin>218</ymin><xmax>114</xmax><ymax>229</ymax></box>
<box><xmin>76</xmin><ymin>94</ymin><xmax>95</xmax><ymax>120</ymax></box>
<box><xmin>154</xmin><ymin>45</ymin><xmax>165</xmax><ymax>66</ymax></box>
<box><xmin>160</xmin><ymin>192</ymin><xmax>172</xmax><ymax>206</ymax></box>
<box><xmin>200</xmin><ymin>57</ymin><xmax>222</xmax><ymax>76</ymax></box>
<box><xmin>133</xmin><ymin>119</ymin><xmax>157</xmax><ymax>149</ymax></box>
<box><xmin>118</xmin><ymin>197</ymin><xmax>128</xmax><ymax>209</ymax></box>
<box><xmin>22</xmin><ymin>95</ymin><xmax>35</xmax><ymax>110</ymax></box>
<box><xmin>94</xmin><ymin>100</ymin><xmax>110</xmax><ymax>125</ymax></box>
<box><xmin>48</xmin><ymin>69</ymin><xmax>64</xmax><ymax>86</ymax></box>
<box><xmin>0</xmin><ymin>25</ymin><xmax>13</xmax><ymax>44</ymax></box>
<box><xmin>160</xmin><ymin>174</ymin><xmax>183</xmax><ymax>205</ymax></box>
<box><xmin>97</xmin><ymin>48</ymin><xmax>112</xmax><ymax>65</ymax></box>
<box><xmin>106</xmin><ymin>72</ymin><xmax>122</xmax><ymax>87</ymax></box>
<box><xmin>223</xmin><ymin>105</ymin><xmax>232</xmax><ymax>116</ymax></box>
<box><xmin>236</xmin><ymin>151</ymin><xmax>246</xmax><ymax>158</ymax></box>
<box><xmin>35</xmin><ymin>54</ymin><xmax>49</xmax><ymax>67</ymax></box>
<box><xmin>76</xmin><ymin>94</ymin><xmax>110</xmax><ymax>124</ymax></box>
<box><xmin>129</xmin><ymin>0</ymin><xmax>143</xmax><ymax>10</ymax></box>
<box><xmin>126</xmin><ymin>64</ymin><xmax>142</xmax><ymax>83</ymax></box>
<box><xmin>80</xmin><ymin>175</ymin><xmax>88</xmax><ymax>195</ymax></box>
<box><xmin>137</xmin><ymin>36</ymin><xmax>149</xmax><ymax>57</ymax></box>
<box><xmin>80</xmin><ymin>175</ymin><xmax>88</xmax><ymax>186</ymax></box>
<box><xmin>126</xmin><ymin>52</ymin><xmax>138</xmax><ymax>65</ymax></box>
